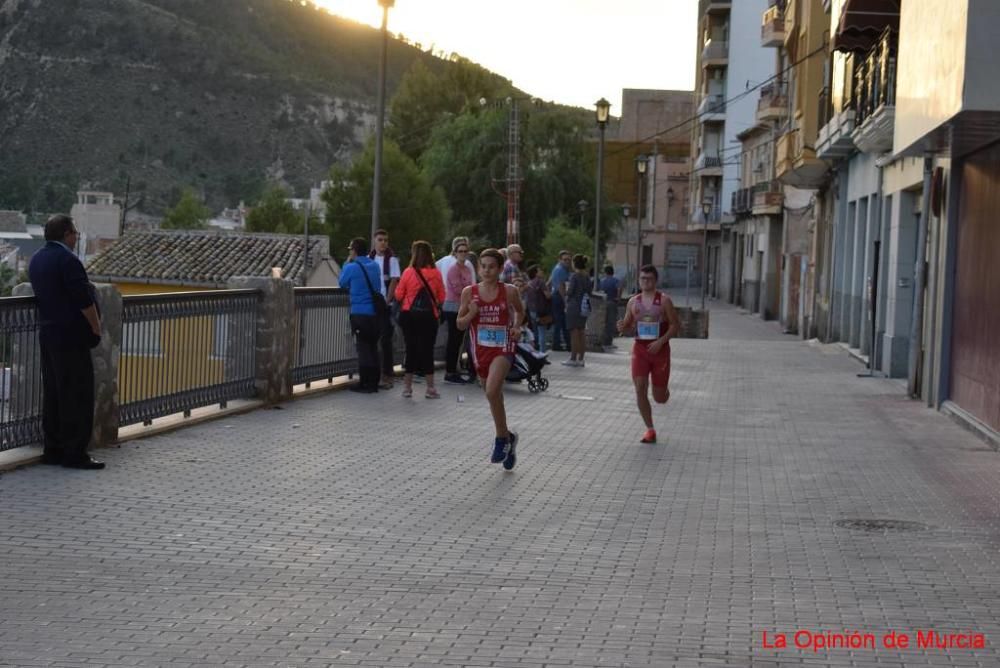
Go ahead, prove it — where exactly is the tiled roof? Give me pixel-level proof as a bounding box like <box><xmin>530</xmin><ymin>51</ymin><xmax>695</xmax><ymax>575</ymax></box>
<box><xmin>87</xmin><ymin>229</ymin><xmax>336</xmax><ymax>287</ymax></box>
<box><xmin>0</xmin><ymin>210</ymin><xmax>27</xmax><ymax>233</ymax></box>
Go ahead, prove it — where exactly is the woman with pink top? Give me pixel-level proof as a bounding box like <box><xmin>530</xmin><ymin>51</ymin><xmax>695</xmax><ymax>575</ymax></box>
<box><xmin>443</xmin><ymin>241</ymin><xmax>476</xmax><ymax>384</ymax></box>
<box><xmin>394</xmin><ymin>240</ymin><xmax>447</xmax><ymax>399</ymax></box>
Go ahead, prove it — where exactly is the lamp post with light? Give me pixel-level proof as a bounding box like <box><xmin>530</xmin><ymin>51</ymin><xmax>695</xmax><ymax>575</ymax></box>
<box><xmin>662</xmin><ymin>186</ymin><xmax>675</xmax><ymax>283</ymax></box>
<box><xmin>370</xmin><ymin>0</ymin><xmax>395</xmax><ymax>243</ymax></box>
<box><xmin>701</xmin><ymin>198</ymin><xmax>712</xmax><ymax>311</ymax></box>
<box><xmin>577</xmin><ymin>199</ymin><xmax>588</xmax><ymax>228</ymax></box>
<box><xmin>594</xmin><ymin>98</ymin><xmax>611</xmax><ymax>274</ymax></box>
<box><xmin>622</xmin><ymin>203</ymin><xmax>632</xmax><ymax>291</ymax></box>
<box><xmin>634</xmin><ymin>155</ymin><xmax>648</xmax><ymax>292</ymax></box>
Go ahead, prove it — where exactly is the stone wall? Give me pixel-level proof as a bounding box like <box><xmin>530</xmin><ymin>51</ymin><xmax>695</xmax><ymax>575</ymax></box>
<box><xmin>226</xmin><ymin>277</ymin><xmax>295</xmax><ymax>404</ymax></box>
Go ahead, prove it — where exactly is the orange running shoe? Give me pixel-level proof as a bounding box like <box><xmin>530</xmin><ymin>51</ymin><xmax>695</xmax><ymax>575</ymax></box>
<box><xmin>640</xmin><ymin>429</ymin><xmax>657</xmax><ymax>444</ymax></box>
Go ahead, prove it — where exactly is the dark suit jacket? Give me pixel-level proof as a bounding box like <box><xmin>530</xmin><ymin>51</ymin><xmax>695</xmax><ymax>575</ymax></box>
<box><xmin>28</xmin><ymin>241</ymin><xmax>100</xmax><ymax>348</ymax></box>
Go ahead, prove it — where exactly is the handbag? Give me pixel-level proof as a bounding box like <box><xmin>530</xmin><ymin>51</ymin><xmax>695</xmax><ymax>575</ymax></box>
<box><xmin>358</xmin><ymin>262</ymin><xmax>388</xmax><ymax>319</ymax></box>
<box><xmin>412</xmin><ymin>268</ymin><xmax>445</xmax><ymax>324</ymax></box>
<box><xmin>580</xmin><ymin>293</ymin><xmax>592</xmax><ymax>317</ymax></box>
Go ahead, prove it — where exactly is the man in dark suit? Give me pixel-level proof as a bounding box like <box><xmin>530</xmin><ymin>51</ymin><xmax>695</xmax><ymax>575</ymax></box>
<box><xmin>28</xmin><ymin>214</ymin><xmax>105</xmax><ymax>469</ymax></box>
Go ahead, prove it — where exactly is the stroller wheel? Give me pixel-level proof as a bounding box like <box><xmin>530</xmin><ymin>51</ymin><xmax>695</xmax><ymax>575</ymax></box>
<box><xmin>539</xmin><ymin>378</ymin><xmax>550</xmax><ymax>391</ymax></box>
<box><xmin>527</xmin><ymin>380</ymin><xmax>540</xmax><ymax>393</ymax></box>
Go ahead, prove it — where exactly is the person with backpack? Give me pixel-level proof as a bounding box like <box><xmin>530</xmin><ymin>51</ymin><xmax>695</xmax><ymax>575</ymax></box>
<box><xmin>395</xmin><ymin>240</ymin><xmax>446</xmax><ymax>399</ymax></box>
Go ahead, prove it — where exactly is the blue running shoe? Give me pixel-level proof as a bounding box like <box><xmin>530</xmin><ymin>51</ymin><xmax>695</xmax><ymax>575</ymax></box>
<box><xmin>491</xmin><ymin>436</ymin><xmax>508</xmax><ymax>463</ymax></box>
<box><xmin>502</xmin><ymin>430</ymin><xmax>518</xmax><ymax>470</ymax></box>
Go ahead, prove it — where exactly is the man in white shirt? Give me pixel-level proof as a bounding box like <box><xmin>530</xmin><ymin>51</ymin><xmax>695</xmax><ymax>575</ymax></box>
<box><xmin>369</xmin><ymin>228</ymin><xmax>401</xmax><ymax>388</ymax></box>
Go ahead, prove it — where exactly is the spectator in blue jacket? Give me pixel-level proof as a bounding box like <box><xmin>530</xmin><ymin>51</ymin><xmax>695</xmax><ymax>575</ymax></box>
<box><xmin>339</xmin><ymin>237</ymin><xmax>384</xmax><ymax>393</ymax></box>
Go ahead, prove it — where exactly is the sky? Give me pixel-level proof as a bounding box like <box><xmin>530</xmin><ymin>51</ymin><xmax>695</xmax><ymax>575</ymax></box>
<box><xmin>311</xmin><ymin>0</ymin><xmax>698</xmax><ymax>112</ymax></box>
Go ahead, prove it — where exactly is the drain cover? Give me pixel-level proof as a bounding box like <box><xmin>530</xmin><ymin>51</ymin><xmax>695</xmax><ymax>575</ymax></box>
<box><xmin>835</xmin><ymin>518</ymin><xmax>929</xmax><ymax>532</ymax></box>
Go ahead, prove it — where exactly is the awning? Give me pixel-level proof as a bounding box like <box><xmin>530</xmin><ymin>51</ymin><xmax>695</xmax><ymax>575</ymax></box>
<box><xmin>832</xmin><ymin>0</ymin><xmax>900</xmax><ymax>53</ymax></box>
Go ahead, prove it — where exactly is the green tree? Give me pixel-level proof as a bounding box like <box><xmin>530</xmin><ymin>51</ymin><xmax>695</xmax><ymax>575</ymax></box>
<box><xmin>245</xmin><ymin>187</ymin><xmax>309</xmax><ymax>234</ymax></box>
<box><xmin>420</xmin><ymin>106</ymin><xmax>599</xmax><ymax>256</ymax></box>
<box><xmin>539</xmin><ymin>216</ymin><xmax>593</xmax><ymax>274</ymax></box>
<box><xmin>161</xmin><ymin>189</ymin><xmax>210</xmax><ymax>229</ymax></box>
<box><xmin>321</xmin><ymin>138</ymin><xmax>450</xmax><ymax>265</ymax></box>
<box><xmin>389</xmin><ymin>57</ymin><xmax>511</xmax><ymax>160</ymax></box>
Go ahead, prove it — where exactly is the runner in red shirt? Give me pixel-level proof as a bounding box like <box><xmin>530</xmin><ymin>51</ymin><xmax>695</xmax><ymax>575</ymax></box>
<box><xmin>457</xmin><ymin>248</ymin><xmax>525</xmax><ymax>470</ymax></box>
<box><xmin>617</xmin><ymin>264</ymin><xmax>682</xmax><ymax>444</ymax></box>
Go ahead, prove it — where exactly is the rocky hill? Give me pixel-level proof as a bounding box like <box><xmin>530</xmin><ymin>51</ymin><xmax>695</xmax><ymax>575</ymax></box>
<box><xmin>0</xmin><ymin>0</ymin><xmax>503</xmax><ymax>214</ymax></box>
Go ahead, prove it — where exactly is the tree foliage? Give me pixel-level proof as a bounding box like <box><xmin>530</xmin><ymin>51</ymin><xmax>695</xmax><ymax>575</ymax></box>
<box><xmin>321</xmin><ymin>138</ymin><xmax>450</xmax><ymax>265</ymax></box>
<box><xmin>245</xmin><ymin>187</ymin><xmax>314</xmax><ymax>234</ymax></box>
<box><xmin>420</xmin><ymin>106</ymin><xmax>600</xmax><ymax>257</ymax></box>
<box><xmin>389</xmin><ymin>57</ymin><xmax>512</xmax><ymax>160</ymax></box>
<box><xmin>539</xmin><ymin>216</ymin><xmax>594</xmax><ymax>274</ymax></box>
<box><xmin>161</xmin><ymin>190</ymin><xmax>210</xmax><ymax>229</ymax></box>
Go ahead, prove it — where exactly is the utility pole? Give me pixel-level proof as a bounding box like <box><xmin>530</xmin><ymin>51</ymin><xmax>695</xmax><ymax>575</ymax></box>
<box><xmin>506</xmin><ymin>99</ymin><xmax>522</xmax><ymax>246</ymax></box>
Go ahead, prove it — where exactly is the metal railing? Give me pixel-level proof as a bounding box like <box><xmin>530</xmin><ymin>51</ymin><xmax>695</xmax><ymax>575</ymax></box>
<box><xmin>731</xmin><ymin>188</ymin><xmax>752</xmax><ymax>214</ymax></box>
<box><xmin>292</xmin><ymin>288</ymin><xmax>355</xmax><ymax>386</ymax></box>
<box><xmin>0</xmin><ymin>297</ymin><xmax>42</xmax><ymax>451</ymax></box>
<box><xmin>118</xmin><ymin>290</ymin><xmax>260</xmax><ymax>426</ymax></box>
<box><xmin>698</xmin><ymin>94</ymin><xmax>726</xmax><ymax>116</ymax></box>
<box><xmin>853</xmin><ymin>28</ymin><xmax>896</xmax><ymax>125</ymax></box>
<box><xmin>757</xmin><ymin>81</ymin><xmax>788</xmax><ymax>112</ymax></box>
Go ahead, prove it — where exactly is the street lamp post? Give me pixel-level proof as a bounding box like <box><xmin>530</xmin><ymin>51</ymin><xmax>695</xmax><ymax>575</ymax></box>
<box><xmin>662</xmin><ymin>186</ymin><xmax>675</xmax><ymax>285</ymax></box>
<box><xmin>701</xmin><ymin>198</ymin><xmax>712</xmax><ymax>311</ymax></box>
<box><xmin>634</xmin><ymin>155</ymin><xmax>648</xmax><ymax>293</ymax></box>
<box><xmin>577</xmin><ymin>199</ymin><xmax>588</xmax><ymax>229</ymax></box>
<box><xmin>622</xmin><ymin>203</ymin><xmax>631</xmax><ymax>291</ymax></box>
<box><xmin>370</xmin><ymin>0</ymin><xmax>395</xmax><ymax>244</ymax></box>
<box><xmin>594</xmin><ymin>98</ymin><xmax>611</xmax><ymax>275</ymax></box>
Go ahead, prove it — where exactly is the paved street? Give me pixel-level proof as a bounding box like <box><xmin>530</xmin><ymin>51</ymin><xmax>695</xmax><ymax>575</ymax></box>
<box><xmin>3</xmin><ymin>301</ymin><xmax>1000</xmax><ymax>667</ymax></box>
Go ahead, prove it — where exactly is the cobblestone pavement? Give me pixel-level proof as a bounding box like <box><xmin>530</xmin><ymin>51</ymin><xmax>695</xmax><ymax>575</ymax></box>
<box><xmin>3</xmin><ymin>301</ymin><xmax>1000</xmax><ymax>667</ymax></box>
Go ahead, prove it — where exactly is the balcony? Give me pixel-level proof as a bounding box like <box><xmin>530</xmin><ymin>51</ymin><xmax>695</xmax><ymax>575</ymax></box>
<box><xmin>731</xmin><ymin>187</ymin><xmax>752</xmax><ymax>216</ymax></box>
<box><xmin>751</xmin><ymin>181</ymin><xmax>784</xmax><ymax>215</ymax></box>
<box><xmin>776</xmin><ymin>129</ymin><xmax>828</xmax><ymax>188</ymax></box>
<box><xmin>817</xmin><ymin>101</ymin><xmax>857</xmax><ymax>160</ymax></box>
<box><xmin>851</xmin><ymin>28</ymin><xmax>896</xmax><ymax>154</ymax></box>
<box><xmin>694</xmin><ymin>152</ymin><xmax>724</xmax><ymax>176</ymax></box>
<box><xmin>698</xmin><ymin>0</ymin><xmax>732</xmax><ymax>16</ymax></box>
<box><xmin>701</xmin><ymin>39</ymin><xmax>729</xmax><ymax>67</ymax></box>
<box><xmin>698</xmin><ymin>94</ymin><xmax>726</xmax><ymax>122</ymax></box>
<box><xmin>761</xmin><ymin>4</ymin><xmax>786</xmax><ymax>47</ymax></box>
<box><xmin>756</xmin><ymin>82</ymin><xmax>788</xmax><ymax>122</ymax></box>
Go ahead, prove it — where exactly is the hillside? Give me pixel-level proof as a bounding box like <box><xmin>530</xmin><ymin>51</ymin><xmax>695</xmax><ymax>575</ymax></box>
<box><xmin>0</xmin><ymin>0</ymin><xmax>508</xmax><ymax>214</ymax></box>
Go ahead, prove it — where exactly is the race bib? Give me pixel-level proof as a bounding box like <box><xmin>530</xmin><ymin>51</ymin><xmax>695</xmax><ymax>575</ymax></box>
<box><xmin>637</xmin><ymin>320</ymin><xmax>659</xmax><ymax>341</ymax></box>
<box><xmin>477</xmin><ymin>325</ymin><xmax>508</xmax><ymax>348</ymax></box>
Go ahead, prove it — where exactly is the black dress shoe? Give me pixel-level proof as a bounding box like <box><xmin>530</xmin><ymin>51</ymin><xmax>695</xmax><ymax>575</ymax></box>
<box><xmin>348</xmin><ymin>385</ymin><xmax>377</xmax><ymax>394</ymax></box>
<box><xmin>41</xmin><ymin>453</ymin><xmax>63</xmax><ymax>465</ymax></box>
<box><xmin>62</xmin><ymin>456</ymin><xmax>105</xmax><ymax>470</ymax></box>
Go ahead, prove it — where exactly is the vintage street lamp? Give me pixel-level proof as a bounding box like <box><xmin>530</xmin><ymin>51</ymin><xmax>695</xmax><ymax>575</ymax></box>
<box><xmin>593</xmin><ymin>98</ymin><xmax>611</xmax><ymax>275</ymax></box>
<box><xmin>634</xmin><ymin>155</ymin><xmax>648</xmax><ymax>291</ymax></box>
<box><xmin>701</xmin><ymin>197</ymin><xmax>713</xmax><ymax>311</ymax></box>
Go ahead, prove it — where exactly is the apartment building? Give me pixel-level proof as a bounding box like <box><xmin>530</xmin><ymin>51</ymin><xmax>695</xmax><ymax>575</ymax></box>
<box><xmin>689</xmin><ymin>0</ymin><xmax>774</xmax><ymax>294</ymax></box>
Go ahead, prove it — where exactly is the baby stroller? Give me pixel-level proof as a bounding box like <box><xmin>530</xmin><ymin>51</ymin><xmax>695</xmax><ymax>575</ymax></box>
<box><xmin>506</xmin><ymin>328</ymin><xmax>551</xmax><ymax>393</ymax></box>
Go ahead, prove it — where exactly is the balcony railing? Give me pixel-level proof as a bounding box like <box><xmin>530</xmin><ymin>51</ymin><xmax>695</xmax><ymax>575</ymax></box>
<box><xmin>698</xmin><ymin>94</ymin><xmax>727</xmax><ymax>117</ymax></box>
<box><xmin>732</xmin><ymin>188</ymin><xmax>752</xmax><ymax>215</ymax></box>
<box><xmin>118</xmin><ymin>290</ymin><xmax>260</xmax><ymax>427</ymax></box>
<box><xmin>0</xmin><ymin>297</ymin><xmax>42</xmax><ymax>452</ymax></box>
<box><xmin>761</xmin><ymin>3</ymin><xmax>786</xmax><ymax>46</ymax></box>
<box><xmin>757</xmin><ymin>81</ymin><xmax>788</xmax><ymax>120</ymax></box>
<box><xmin>701</xmin><ymin>39</ymin><xmax>729</xmax><ymax>64</ymax></box>
<box><xmin>852</xmin><ymin>28</ymin><xmax>896</xmax><ymax>126</ymax></box>
<box><xmin>818</xmin><ymin>86</ymin><xmax>831</xmax><ymax>131</ymax></box>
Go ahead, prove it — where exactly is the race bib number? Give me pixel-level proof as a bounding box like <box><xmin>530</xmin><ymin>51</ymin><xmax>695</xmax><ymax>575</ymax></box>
<box><xmin>637</xmin><ymin>320</ymin><xmax>659</xmax><ymax>341</ymax></box>
<box><xmin>477</xmin><ymin>326</ymin><xmax>508</xmax><ymax>348</ymax></box>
